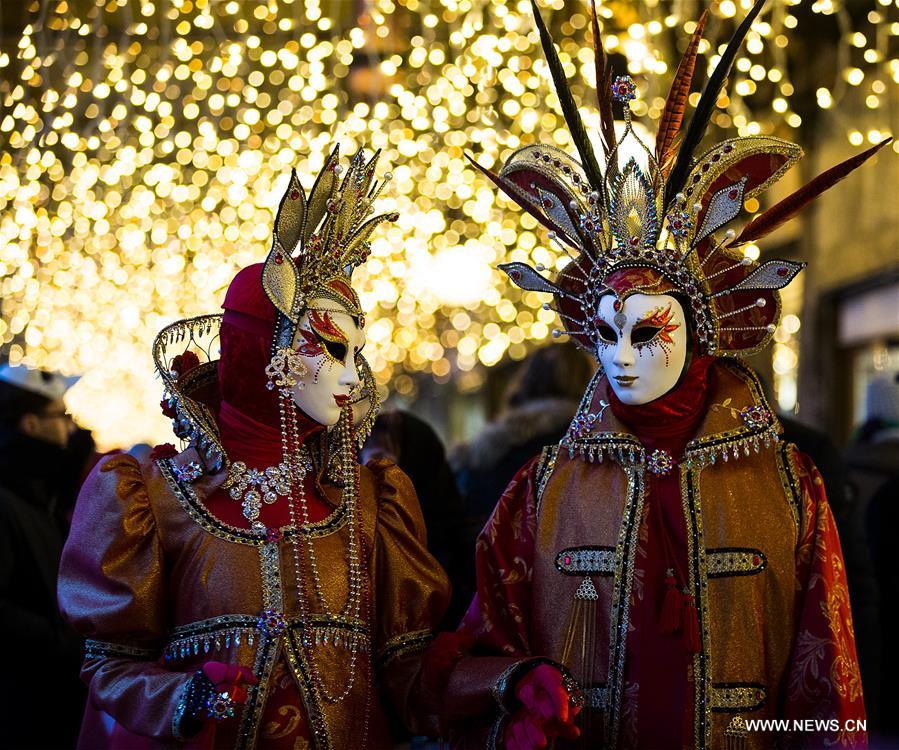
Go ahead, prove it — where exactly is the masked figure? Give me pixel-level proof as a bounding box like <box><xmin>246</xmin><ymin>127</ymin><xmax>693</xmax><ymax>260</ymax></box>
<box><xmin>437</xmin><ymin>2</ymin><xmax>887</xmax><ymax>748</ymax></box>
<box><xmin>59</xmin><ymin>147</ymin><xmax>450</xmax><ymax>749</ymax></box>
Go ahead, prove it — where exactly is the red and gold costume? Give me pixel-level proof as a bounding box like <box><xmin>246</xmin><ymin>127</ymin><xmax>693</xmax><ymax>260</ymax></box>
<box><xmin>59</xmin><ymin>147</ymin><xmax>450</xmax><ymax>749</ymax></box>
<box><xmin>445</xmin><ymin>359</ymin><xmax>865</xmax><ymax>748</ymax></box>
<box><xmin>439</xmin><ymin>1</ymin><xmax>884</xmax><ymax>747</ymax></box>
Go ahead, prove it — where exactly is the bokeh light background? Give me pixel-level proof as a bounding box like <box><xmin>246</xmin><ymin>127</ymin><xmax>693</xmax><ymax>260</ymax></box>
<box><xmin>1</xmin><ymin>0</ymin><xmax>896</xmax><ymax>448</ymax></box>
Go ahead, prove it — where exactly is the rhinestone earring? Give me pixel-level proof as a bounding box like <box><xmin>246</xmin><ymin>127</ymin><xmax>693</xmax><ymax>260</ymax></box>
<box><xmin>265</xmin><ymin>347</ymin><xmax>308</xmax><ymax>392</ymax></box>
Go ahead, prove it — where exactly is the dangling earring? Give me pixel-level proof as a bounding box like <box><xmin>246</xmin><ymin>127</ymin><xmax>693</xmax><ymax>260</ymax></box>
<box><xmin>265</xmin><ymin>347</ymin><xmax>309</xmax><ymax>392</ymax></box>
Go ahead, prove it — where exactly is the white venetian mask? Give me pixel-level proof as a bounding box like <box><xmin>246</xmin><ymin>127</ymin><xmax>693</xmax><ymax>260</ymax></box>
<box><xmin>285</xmin><ymin>296</ymin><xmax>365</xmax><ymax>427</ymax></box>
<box><xmin>595</xmin><ymin>292</ymin><xmax>688</xmax><ymax>405</ymax></box>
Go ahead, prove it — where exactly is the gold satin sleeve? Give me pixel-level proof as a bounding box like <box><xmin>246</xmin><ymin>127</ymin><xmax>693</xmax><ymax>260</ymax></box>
<box><xmin>367</xmin><ymin>458</ymin><xmax>451</xmax><ymax>736</ymax></box>
<box><xmin>58</xmin><ymin>454</ymin><xmax>190</xmax><ymax>742</ymax></box>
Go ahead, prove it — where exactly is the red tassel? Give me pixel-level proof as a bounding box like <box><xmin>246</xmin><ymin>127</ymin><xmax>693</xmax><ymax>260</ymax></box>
<box><xmin>660</xmin><ymin>572</ymin><xmax>682</xmax><ymax>633</ymax></box>
<box><xmin>682</xmin><ymin>594</ymin><xmax>702</xmax><ymax>653</ymax></box>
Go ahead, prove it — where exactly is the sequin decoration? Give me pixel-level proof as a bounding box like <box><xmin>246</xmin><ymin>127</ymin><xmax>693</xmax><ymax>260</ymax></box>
<box><xmin>174</xmin><ymin>461</ymin><xmax>204</xmax><ymax>483</ymax></box>
<box><xmin>739</xmin><ymin>405</ymin><xmax>770</xmax><ymax>430</ymax></box>
<box><xmin>693</xmin><ymin>178</ymin><xmax>747</xmax><ymax>244</ymax></box>
<box><xmin>647</xmin><ymin>448</ymin><xmax>675</xmax><ymax>475</ymax></box>
<box><xmin>665</xmin><ymin>208</ymin><xmax>693</xmax><ymax>239</ymax></box>
<box><xmin>257</xmin><ymin>608</ymin><xmax>287</xmax><ymax>637</ymax></box>
<box><xmin>727</xmin><ymin>259</ymin><xmax>805</xmax><ymax>291</ymax></box>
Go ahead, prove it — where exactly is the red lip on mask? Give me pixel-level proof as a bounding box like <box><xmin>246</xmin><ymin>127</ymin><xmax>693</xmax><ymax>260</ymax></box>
<box><xmin>333</xmin><ymin>394</ymin><xmax>350</xmax><ymax>407</ymax></box>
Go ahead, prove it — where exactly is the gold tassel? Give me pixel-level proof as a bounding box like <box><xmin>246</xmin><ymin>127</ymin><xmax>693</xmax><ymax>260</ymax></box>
<box><xmin>558</xmin><ymin>577</ymin><xmax>598</xmax><ymax>749</ymax></box>
<box><xmin>724</xmin><ymin>716</ymin><xmax>747</xmax><ymax>750</ymax></box>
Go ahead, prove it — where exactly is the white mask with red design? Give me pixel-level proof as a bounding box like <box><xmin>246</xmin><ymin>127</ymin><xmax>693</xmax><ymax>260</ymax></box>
<box><xmin>595</xmin><ymin>292</ymin><xmax>689</xmax><ymax>405</ymax></box>
<box><xmin>286</xmin><ymin>297</ymin><xmax>365</xmax><ymax>427</ymax></box>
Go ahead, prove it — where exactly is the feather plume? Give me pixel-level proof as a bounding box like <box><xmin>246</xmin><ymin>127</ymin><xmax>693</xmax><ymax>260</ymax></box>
<box><xmin>735</xmin><ymin>137</ymin><xmax>892</xmax><ymax>244</ymax></box>
<box><xmin>590</xmin><ymin>0</ymin><xmax>616</xmax><ymax>162</ymax></box>
<box><xmin>664</xmin><ymin>0</ymin><xmax>766</xmax><ymax>207</ymax></box>
<box><xmin>531</xmin><ymin>0</ymin><xmax>603</xmax><ymax>191</ymax></box>
<box><xmin>655</xmin><ymin>10</ymin><xmax>708</xmax><ymax>176</ymax></box>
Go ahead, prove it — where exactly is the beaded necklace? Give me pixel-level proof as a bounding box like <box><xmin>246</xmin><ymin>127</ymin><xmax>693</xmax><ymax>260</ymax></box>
<box><xmin>278</xmin><ymin>392</ymin><xmax>368</xmax><ymax>711</ymax></box>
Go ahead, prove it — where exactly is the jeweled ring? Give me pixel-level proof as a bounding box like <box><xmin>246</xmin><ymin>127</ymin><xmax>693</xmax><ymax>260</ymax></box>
<box><xmin>205</xmin><ymin>690</ymin><xmax>237</xmax><ymax>720</ymax></box>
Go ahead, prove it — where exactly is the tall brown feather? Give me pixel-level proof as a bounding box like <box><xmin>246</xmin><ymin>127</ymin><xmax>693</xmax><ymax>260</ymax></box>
<box><xmin>531</xmin><ymin>0</ymin><xmax>604</xmax><ymax>191</ymax></box>
<box><xmin>656</xmin><ymin>10</ymin><xmax>708</xmax><ymax>175</ymax></box>
<box><xmin>735</xmin><ymin>138</ymin><xmax>892</xmax><ymax>244</ymax></box>
<box><xmin>590</xmin><ymin>0</ymin><xmax>616</xmax><ymax>162</ymax></box>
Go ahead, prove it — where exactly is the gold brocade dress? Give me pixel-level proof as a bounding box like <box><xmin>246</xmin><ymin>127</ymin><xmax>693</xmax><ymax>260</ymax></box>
<box><xmin>58</xmin><ymin>426</ymin><xmax>450</xmax><ymax>750</ymax></box>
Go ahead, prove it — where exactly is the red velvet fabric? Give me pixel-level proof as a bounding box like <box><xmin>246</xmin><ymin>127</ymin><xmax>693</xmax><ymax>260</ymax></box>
<box><xmin>206</xmin><ymin>401</ymin><xmax>329</xmax><ymax>529</ymax></box>
<box><xmin>210</xmin><ymin>263</ymin><xmax>329</xmax><ymax>529</ymax></box>
<box><xmin>607</xmin><ymin>354</ymin><xmax>714</xmax><ymax>748</ymax></box>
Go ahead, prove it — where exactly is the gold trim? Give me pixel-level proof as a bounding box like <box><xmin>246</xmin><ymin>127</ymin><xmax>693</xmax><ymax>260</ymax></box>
<box><xmin>84</xmin><ymin>639</ymin><xmax>158</xmax><ymax>660</ymax></box>
<box><xmin>602</xmin><ymin>466</ymin><xmax>645</xmax><ymax>746</ymax></box>
<box><xmin>159</xmin><ymin>457</ymin><xmax>350</xmax><ymax>545</ymax></box>
<box><xmin>535</xmin><ymin>444</ymin><xmax>559</xmax><ymax>513</ymax></box>
<box><xmin>682</xmin><ymin>466</ymin><xmax>713</xmax><ymax>749</ymax></box>
<box><xmin>774</xmin><ymin>441</ymin><xmax>802</xmax><ymax>539</ymax></box>
<box><xmin>151</xmin><ymin>313</ymin><xmax>226</xmax><ymax>470</ymax></box>
<box><xmin>376</xmin><ymin>628</ymin><xmax>433</xmax><ymax>667</ymax></box>
<box><xmin>711</xmin><ymin>684</ymin><xmax>767</xmax><ymax>712</ymax></box>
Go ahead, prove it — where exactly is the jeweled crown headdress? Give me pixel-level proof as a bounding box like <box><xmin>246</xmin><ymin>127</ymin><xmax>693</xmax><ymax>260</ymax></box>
<box><xmin>152</xmin><ymin>146</ymin><xmax>394</xmax><ymax>469</ymax></box>
<box><xmin>478</xmin><ymin>0</ymin><xmax>890</xmax><ymax>357</ymax></box>
<box><xmin>261</xmin><ymin>145</ymin><xmax>398</xmax><ymax>348</ymax></box>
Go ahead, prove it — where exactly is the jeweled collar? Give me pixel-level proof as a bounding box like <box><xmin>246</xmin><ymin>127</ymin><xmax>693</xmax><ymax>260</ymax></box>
<box><xmin>562</xmin><ymin>358</ymin><xmax>780</xmax><ymax>471</ymax></box>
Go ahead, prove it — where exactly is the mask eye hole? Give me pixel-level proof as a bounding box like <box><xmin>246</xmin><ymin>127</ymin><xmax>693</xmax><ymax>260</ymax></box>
<box><xmin>596</xmin><ymin>323</ymin><xmax>617</xmax><ymax>343</ymax></box>
<box><xmin>322</xmin><ymin>339</ymin><xmax>347</xmax><ymax>362</ymax></box>
<box><xmin>631</xmin><ymin>325</ymin><xmax>662</xmax><ymax>345</ymax></box>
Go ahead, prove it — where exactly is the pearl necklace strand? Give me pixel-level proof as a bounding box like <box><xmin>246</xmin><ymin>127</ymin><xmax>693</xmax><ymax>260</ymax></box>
<box><xmin>278</xmin><ymin>392</ymin><xmax>365</xmax><ymax>704</ymax></box>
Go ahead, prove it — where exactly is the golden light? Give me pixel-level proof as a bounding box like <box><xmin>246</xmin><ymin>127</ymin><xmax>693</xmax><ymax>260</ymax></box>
<box><xmin>1</xmin><ymin>0</ymin><xmax>895</xmax><ymax>448</ymax></box>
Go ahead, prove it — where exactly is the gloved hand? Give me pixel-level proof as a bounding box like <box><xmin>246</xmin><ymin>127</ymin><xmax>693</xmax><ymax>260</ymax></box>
<box><xmin>504</xmin><ymin>664</ymin><xmax>581</xmax><ymax>750</ymax></box>
<box><xmin>177</xmin><ymin>661</ymin><xmax>259</xmax><ymax>738</ymax></box>
<box><xmin>202</xmin><ymin>661</ymin><xmax>258</xmax><ymax>716</ymax></box>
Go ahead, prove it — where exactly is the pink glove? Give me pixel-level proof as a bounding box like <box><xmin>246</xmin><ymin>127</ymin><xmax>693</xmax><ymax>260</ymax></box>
<box><xmin>504</xmin><ymin>665</ymin><xmax>581</xmax><ymax>750</ymax></box>
<box><xmin>202</xmin><ymin>661</ymin><xmax>258</xmax><ymax>714</ymax></box>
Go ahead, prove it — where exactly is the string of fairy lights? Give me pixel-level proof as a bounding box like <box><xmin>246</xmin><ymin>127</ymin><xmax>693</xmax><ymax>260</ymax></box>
<box><xmin>1</xmin><ymin>0</ymin><xmax>896</xmax><ymax>448</ymax></box>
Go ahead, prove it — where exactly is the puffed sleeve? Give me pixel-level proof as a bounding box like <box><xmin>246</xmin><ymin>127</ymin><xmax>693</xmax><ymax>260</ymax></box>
<box><xmin>367</xmin><ymin>458</ymin><xmax>451</xmax><ymax>736</ymax></box>
<box><xmin>783</xmin><ymin>447</ymin><xmax>867</xmax><ymax>748</ymax></box>
<box><xmin>58</xmin><ymin>454</ymin><xmax>191</xmax><ymax>742</ymax></box>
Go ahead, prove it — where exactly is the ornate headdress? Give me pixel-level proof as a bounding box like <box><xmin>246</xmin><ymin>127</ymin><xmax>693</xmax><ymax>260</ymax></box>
<box><xmin>260</xmin><ymin>145</ymin><xmax>397</xmax><ymax>348</ymax></box>
<box><xmin>152</xmin><ymin>146</ymin><xmax>395</xmax><ymax>471</ymax></box>
<box><xmin>477</xmin><ymin>0</ymin><xmax>890</xmax><ymax>358</ymax></box>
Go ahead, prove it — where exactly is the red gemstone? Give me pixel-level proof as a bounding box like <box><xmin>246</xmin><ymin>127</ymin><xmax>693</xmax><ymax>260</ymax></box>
<box><xmin>776</xmin><ymin>267</ymin><xmax>788</xmax><ymax>277</ymax></box>
<box><xmin>290</xmin><ymin>190</ymin><xmax>300</xmax><ymax>200</ymax></box>
<box><xmin>723</xmin><ymin>144</ymin><xmax>733</xmax><ymax>153</ymax></box>
<box><xmin>752</xmin><ymin>555</ymin><xmax>761</xmax><ymax>565</ymax></box>
<box><xmin>274</xmin><ymin>254</ymin><xmax>283</xmax><ymax>264</ymax></box>
<box><xmin>613</xmin><ymin>299</ymin><xmax>622</xmax><ymax>312</ymax></box>
<box><xmin>564</xmin><ymin>555</ymin><xmax>572</xmax><ymax>565</ymax></box>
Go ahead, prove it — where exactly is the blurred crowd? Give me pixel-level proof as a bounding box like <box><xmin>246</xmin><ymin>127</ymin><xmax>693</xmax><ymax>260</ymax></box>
<box><xmin>1</xmin><ymin>349</ymin><xmax>898</xmax><ymax>747</ymax></box>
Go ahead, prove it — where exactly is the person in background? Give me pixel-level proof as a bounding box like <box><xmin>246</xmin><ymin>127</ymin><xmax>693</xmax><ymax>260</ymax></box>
<box><xmin>363</xmin><ymin>409</ymin><xmax>469</xmax><ymax>627</ymax></box>
<box><xmin>847</xmin><ymin>371</ymin><xmax>899</xmax><ymax>743</ymax></box>
<box><xmin>0</xmin><ymin>363</ymin><xmax>86</xmax><ymax>749</ymax></box>
<box><xmin>451</xmin><ymin>342</ymin><xmax>594</xmax><ymax>539</ymax></box>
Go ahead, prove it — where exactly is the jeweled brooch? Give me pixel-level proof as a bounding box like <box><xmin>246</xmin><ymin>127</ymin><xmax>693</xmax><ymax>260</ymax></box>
<box><xmin>647</xmin><ymin>448</ymin><xmax>675</xmax><ymax>476</ymax></box>
<box><xmin>739</xmin><ymin>405</ymin><xmax>770</xmax><ymax>430</ymax></box>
